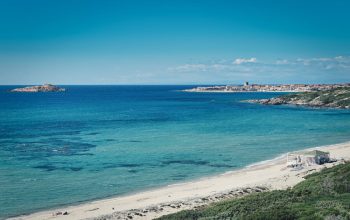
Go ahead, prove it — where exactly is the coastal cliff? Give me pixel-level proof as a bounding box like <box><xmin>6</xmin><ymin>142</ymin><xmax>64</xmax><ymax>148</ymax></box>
<box><xmin>246</xmin><ymin>87</ymin><xmax>350</xmax><ymax>109</ymax></box>
<box><xmin>11</xmin><ymin>84</ymin><xmax>65</xmax><ymax>93</ymax></box>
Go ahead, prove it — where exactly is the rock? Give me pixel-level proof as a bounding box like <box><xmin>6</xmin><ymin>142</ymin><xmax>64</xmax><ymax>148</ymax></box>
<box><xmin>54</xmin><ymin>211</ymin><xmax>62</xmax><ymax>216</ymax></box>
<box><xmin>245</xmin><ymin>87</ymin><xmax>350</xmax><ymax>109</ymax></box>
<box><xmin>11</xmin><ymin>84</ymin><xmax>65</xmax><ymax>93</ymax></box>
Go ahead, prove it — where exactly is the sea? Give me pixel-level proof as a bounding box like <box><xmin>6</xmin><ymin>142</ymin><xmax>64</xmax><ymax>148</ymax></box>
<box><xmin>1</xmin><ymin>85</ymin><xmax>350</xmax><ymax>219</ymax></box>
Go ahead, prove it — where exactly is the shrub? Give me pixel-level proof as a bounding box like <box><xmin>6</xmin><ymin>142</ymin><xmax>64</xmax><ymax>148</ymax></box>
<box><xmin>158</xmin><ymin>163</ymin><xmax>350</xmax><ymax>220</ymax></box>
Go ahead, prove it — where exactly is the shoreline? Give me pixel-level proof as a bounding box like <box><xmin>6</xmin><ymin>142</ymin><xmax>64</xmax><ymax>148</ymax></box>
<box><xmin>182</xmin><ymin>90</ymin><xmax>301</xmax><ymax>93</ymax></box>
<box><xmin>9</xmin><ymin>141</ymin><xmax>350</xmax><ymax>220</ymax></box>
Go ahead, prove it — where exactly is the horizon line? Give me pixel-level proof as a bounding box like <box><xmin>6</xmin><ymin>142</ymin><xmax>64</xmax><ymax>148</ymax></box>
<box><xmin>1</xmin><ymin>82</ymin><xmax>349</xmax><ymax>86</ymax></box>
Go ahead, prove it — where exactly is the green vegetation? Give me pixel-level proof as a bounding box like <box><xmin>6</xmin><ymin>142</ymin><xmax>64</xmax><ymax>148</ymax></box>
<box><xmin>158</xmin><ymin>163</ymin><xmax>350</xmax><ymax>220</ymax></box>
<box><xmin>282</xmin><ymin>87</ymin><xmax>350</xmax><ymax>108</ymax></box>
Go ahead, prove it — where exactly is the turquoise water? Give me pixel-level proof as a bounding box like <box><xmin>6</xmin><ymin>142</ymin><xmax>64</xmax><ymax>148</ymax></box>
<box><xmin>1</xmin><ymin>85</ymin><xmax>350</xmax><ymax>219</ymax></box>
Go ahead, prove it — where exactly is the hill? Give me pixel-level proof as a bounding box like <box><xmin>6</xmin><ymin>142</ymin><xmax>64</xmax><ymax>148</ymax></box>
<box><xmin>247</xmin><ymin>87</ymin><xmax>350</xmax><ymax>109</ymax></box>
<box><xmin>157</xmin><ymin>162</ymin><xmax>350</xmax><ymax>220</ymax></box>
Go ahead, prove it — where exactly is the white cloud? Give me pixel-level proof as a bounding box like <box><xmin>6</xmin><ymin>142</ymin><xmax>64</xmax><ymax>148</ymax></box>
<box><xmin>294</xmin><ymin>56</ymin><xmax>350</xmax><ymax>70</ymax></box>
<box><xmin>297</xmin><ymin>56</ymin><xmax>350</xmax><ymax>63</ymax></box>
<box><xmin>169</xmin><ymin>64</ymin><xmax>208</xmax><ymax>72</ymax></box>
<box><xmin>164</xmin><ymin>55</ymin><xmax>350</xmax><ymax>84</ymax></box>
<box><xmin>276</xmin><ymin>59</ymin><xmax>289</xmax><ymax>65</ymax></box>
<box><xmin>169</xmin><ymin>63</ymin><xmax>233</xmax><ymax>72</ymax></box>
<box><xmin>335</xmin><ymin>56</ymin><xmax>344</xmax><ymax>61</ymax></box>
<box><xmin>233</xmin><ymin>57</ymin><xmax>257</xmax><ymax>65</ymax></box>
<box><xmin>168</xmin><ymin>56</ymin><xmax>350</xmax><ymax>75</ymax></box>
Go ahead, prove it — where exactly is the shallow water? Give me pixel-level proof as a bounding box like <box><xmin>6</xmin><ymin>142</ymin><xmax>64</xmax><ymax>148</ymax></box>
<box><xmin>1</xmin><ymin>85</ymin><xmax>350</xmax><ymax>218</ymax></box>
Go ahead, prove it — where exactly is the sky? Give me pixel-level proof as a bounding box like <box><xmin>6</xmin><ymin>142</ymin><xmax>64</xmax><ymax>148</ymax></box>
<box><xmin>0</xmin><ymin>0</ymin><xmax>349</xmax><ymax>85</ymax></box>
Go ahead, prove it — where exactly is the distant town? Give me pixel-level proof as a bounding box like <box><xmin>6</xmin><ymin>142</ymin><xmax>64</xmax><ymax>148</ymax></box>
<box><xmin>183</xmin><ymin>82</ymin><xmax>350</xmax><ymax>93</ymax></box>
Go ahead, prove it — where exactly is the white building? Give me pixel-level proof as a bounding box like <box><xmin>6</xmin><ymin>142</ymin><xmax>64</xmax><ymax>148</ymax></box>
<box><xmin>287</xmin><ymin>150</ymin><xmax>330</xmax><ymax>167</ymax></box>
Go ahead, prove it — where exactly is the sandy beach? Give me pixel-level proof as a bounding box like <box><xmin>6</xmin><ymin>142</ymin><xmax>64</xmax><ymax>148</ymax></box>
<box><xmin>10</xmin><ymin>141</ymin><xmax>350</xmax><ymax>220</ymax></box>
<box><xmin>3</xmin><ymin>0</ymin><xmax>350</xmax><ymax>219</ymax></box>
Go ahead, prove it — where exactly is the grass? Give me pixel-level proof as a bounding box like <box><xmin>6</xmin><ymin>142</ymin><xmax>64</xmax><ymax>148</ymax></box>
<box><xmin>157</xmin><ymin>162</ymin><xmax>350</xmax><ymax>220</ymax></box>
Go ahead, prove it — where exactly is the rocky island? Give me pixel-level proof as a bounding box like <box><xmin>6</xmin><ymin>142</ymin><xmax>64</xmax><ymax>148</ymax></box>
<box><xmin>10</xmin><ymin>84</ymin><xmax>65</xmax><ymax>93</ymax></box>
<box><xmin>246</xmin><ymin>87</ymin><xmax>350</xmax><ymax>109</ymax></box>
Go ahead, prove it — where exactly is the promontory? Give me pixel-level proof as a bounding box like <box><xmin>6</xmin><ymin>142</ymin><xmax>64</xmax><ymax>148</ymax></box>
<box><xmin>10</xmin><ymin>84</ymin><xmax>66</xmax><ymax>93</ymax></box>
<box><xmin>246</xmin><ymin>87</ymin><xmax>350</xmax><ymax>109</ymax></box>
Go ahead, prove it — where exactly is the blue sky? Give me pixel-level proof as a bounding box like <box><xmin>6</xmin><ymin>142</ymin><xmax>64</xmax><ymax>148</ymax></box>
<box><xmin>0</xmin><ymin>0</ymin><xmax>349</xmax><ymax>85</ymax></box>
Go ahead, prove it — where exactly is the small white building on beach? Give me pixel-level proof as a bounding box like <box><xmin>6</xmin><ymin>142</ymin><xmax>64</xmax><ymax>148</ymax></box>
<box><xmin>287</xmin><ymin>150</ymin><xmax>330</xmax><ymax>168</ymax></box>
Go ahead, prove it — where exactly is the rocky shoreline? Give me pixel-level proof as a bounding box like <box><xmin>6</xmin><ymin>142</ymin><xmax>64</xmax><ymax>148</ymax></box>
<box><xmin>246</xmin><ymin>87</ymin><xmax>350</xmax><ymax>109</ymax></box>
<box><xmin>10</xmin><ymin>84</ymin><xmax>65</xmax><ymax>92</ymax></box>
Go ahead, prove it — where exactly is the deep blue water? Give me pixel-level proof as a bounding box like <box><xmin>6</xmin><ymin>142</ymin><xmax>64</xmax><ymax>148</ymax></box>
<box><xmin>1</xmin><ymin>85</ymin><xmax>350</xmax><ymax>219</ymax></box>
